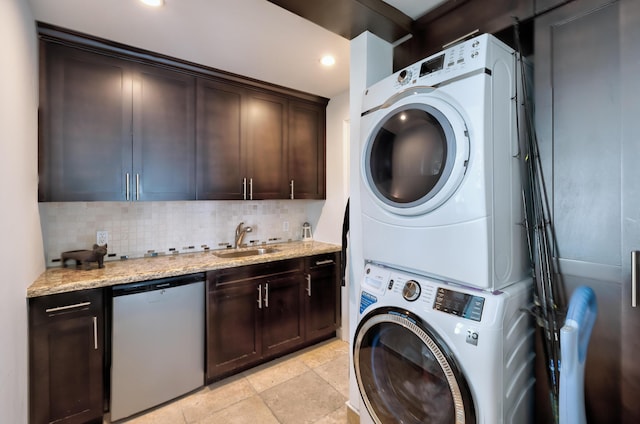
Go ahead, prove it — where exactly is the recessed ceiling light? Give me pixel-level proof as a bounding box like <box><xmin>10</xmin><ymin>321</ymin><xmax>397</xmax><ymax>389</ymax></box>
<box><xmin>140</xmin><ymin>0</ymin><xmax>164</xmax><ymax>7</ymax></box>
<box><xmin>320</xmin><ymin>55</ymin><xmax>336</xmax><ymax>67</ymax></box>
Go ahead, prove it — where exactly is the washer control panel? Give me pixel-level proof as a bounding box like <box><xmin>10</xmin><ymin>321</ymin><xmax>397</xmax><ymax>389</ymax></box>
<box><xmin>434</xmin><ymin>287</ymin><xmax>485</xmax><ymax>321</ymax></box>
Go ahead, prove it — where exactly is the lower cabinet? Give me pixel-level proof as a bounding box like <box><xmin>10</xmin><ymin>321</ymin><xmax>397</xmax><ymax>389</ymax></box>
<box><xmin>29</xmin><ymin>289</ymin><xmax>104</xmax><ymax>424</ymax></box>
<box><xmin>304</xmin><ymin>253</ymin><xmax>341</xmax><ymax>342</ymax></box>
<box><xmin>206</xmin><ymin>254</ymin><xmax>340</xmax><ymax>383</ymax></box>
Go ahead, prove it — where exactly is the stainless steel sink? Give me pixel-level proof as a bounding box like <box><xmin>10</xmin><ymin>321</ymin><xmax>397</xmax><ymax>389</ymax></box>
<box><xmin>213</xmin><ymin>247</ymin><xmax>278</xmax><ymax>259</ymax></box>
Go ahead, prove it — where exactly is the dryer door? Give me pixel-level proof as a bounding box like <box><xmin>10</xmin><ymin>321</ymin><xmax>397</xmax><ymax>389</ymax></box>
<box><xmin>363</xmin><ymin>96</ymin><xmax>469</xmax><ymax>216</ymax></box>
<box><xmin>354</xmin><ymin>307</ymin><xmax>476</xmax><ymax>424</ymax></box>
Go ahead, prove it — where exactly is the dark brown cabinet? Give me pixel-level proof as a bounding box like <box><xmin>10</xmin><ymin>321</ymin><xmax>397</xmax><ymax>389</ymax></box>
<box><xmin>245</xmin><ymin>91</ymin><xmax>289</xmax><ymax>199</ymax></box>
<box><xmin>288</xmin><ymin>101</ymin><xmax>326</xmax><ymax>199</ymax></box>
<box><xmin>29</xmin><ymin>289</ymin><xmax>104</xmax><ymax>424</ymax></box>
<box><xmin>39</xmin><ymin>42</ymin><xmax>196</xmax><ymax>202</ymax></box>
<box><xmin>39</xmin><ymin>27</ymin><xmax>328</xmax><ymax>202</ymax></box>
<box><xmin>39</xmin><ymin>44</ymin><xmax>133</xmax><ymax>201</ymax></box>
<box><xmin>304</xmin><ymin>253</ymin><xmax>341</xmax><ymax>341</ymax></box>
<box><xmin>206</xmin><ymin>259</ymin><xmax>304</xmax><ymax>382</ymax></box>
<box><xmin>206</xmin><ymin>254</ymin><xmax>339</xmax><ymax>382</ymax></box>
<box><xmin>196</xmin><ymin>79</ymin><xmax>245</xmax><ymax>199</ymax></box>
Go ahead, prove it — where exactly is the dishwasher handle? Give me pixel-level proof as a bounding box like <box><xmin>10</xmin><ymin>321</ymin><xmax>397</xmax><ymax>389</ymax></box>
<box><xmin>112</xmin><ymin>273</ymin><xmax>206</xmax><ymax>296</ymax></box>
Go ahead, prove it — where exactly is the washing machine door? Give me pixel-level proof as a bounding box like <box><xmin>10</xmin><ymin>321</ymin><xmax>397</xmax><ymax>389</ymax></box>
<box><xmin>363</xmin><ymin>95</ymin><xmax>469</xmax><ymax>216</ymax></box>
<box><xmin>354</xmin><ymin>308</ymin><xmax>476</xmax><ymax>424</ymax></box>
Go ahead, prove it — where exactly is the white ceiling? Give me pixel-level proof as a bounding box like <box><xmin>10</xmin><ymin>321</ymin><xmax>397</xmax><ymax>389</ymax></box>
<box><xmin>27</xmin><ymin>0</ymin><xmax>446</xmax><ymax>99</ymax></box>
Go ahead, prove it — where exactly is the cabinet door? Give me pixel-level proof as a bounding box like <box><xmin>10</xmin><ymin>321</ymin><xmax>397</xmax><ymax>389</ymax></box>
<box><xmin>133</xmin><ymin>64</ymin><xmax>196</xmax><ymax>200</ymax></box>
<box><xmin>29</xmin><ymin>290</ymin><xmax>104</xmax><ymax>424</ymax></box>
<box><xmin>305</xmin><ymin>254</ymin><xmax>340</xmax><ymax>341</ymax></box>
<box><xmin>246</xmin><ymin>91</ymin><xmax>288</xmax><ymax>199</ymax></box>
<box><xmin>207</xmin><ymin>280</ymin><xmax>261</xmax><ymax>382</ymax></box>
<box><xmin>535</xmin><ymin>0</ymin><xmax>638</xmax><ymax>422</ymax></box>
<box><xmin>40</xmin><ymin>44</ymin><xmax>132</xmax><ymax>201</ymax></box>
<box><xmin>288</xmin><ymin>101</ymin><xmax>326</xmax><ymax>199</ymax></box>
<box><xmin>196</xmin><ymin>79</ymin><xmax>245</xmax><ymax>199</ymax></box>
<box><xmin>262</xmin><ymin>272</ymin><xmax>304</xmax><ymax>356</ymax></box>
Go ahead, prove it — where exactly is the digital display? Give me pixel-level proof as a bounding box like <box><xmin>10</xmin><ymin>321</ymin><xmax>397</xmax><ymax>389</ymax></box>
<box><xmin>433</xmin><ymin>287</ymin><xmax>484</xmax><ymax>321</ymax></box>
<box><xmin>419</xmin><ymin>55</ymin><xmax>445</xmax><ymax>77</ymax></box>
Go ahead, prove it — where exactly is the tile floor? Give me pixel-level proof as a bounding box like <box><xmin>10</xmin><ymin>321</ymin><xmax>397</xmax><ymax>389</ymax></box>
<box><xmin>112</xmin><ymin>338</ymin><xmax>350</xmax><ymax>424</ymax></box>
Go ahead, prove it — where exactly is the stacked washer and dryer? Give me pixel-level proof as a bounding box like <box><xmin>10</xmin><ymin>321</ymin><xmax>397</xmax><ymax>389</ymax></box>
<box><xmin>353</xmin><ymin>34</ymin><xmax>535</xmax><ymax>423</ymax></box>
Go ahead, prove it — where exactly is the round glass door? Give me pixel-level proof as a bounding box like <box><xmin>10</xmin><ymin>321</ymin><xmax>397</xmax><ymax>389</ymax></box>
<box><xmin>363</xmin><ymin>99</ymin><xmax>469</xmax><ymax>215</ymax></box>
<box><xmin>354</xmin><ymin>309</ymin><xmax>475</xmax><ymax>424</ymax></box>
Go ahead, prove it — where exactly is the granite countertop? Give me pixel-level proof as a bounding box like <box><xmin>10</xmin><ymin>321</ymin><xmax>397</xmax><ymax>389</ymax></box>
<box><xmin>27</xmin><ymin>241</ymin><xmax>341</xmax><ymax>298</ymax></box>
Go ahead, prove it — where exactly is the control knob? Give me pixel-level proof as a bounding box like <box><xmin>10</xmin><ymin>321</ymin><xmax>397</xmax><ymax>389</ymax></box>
<box><xmin>402</xmin><ymin>279</ymin><xmax>421</xmax><ymax>301</ymax></box>
<box><xmin>397</xmin><ymin>69</ymin><xmax>412</xmax><ymax>85</ymax></box>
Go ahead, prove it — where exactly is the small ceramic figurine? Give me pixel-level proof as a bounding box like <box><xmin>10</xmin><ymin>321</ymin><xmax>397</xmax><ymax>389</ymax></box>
<box><xmin>61</xmin><ymin>244</ymin><xmax>108</xmax><ymax>270</ymax></box>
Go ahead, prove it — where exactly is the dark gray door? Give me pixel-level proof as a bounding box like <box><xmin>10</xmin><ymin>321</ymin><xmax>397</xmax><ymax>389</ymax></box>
<box><xmin>535</xmin><ymin>0</ymin><xmax>639</xmax><ymax>422</ymax></box>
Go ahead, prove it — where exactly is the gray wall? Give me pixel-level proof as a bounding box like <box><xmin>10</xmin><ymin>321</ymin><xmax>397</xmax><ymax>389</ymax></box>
<box><xmin>0</xmin><ymin>0</ymin><xmax>45</xmax><ymax>422</ymax></box>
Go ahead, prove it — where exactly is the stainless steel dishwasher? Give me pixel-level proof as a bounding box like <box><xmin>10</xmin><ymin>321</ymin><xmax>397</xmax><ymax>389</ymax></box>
<box><xmin>110</xmin><ymin>273</ymin><xmax>205</xmax><ymax>421</ymax></box>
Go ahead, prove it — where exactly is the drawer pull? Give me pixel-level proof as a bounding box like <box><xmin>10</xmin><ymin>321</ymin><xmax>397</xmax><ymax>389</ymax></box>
<box><xmin>315</xmin><ymin>259</ymin><xmax>334</xmax><ymax>266</ymax></box>
<box><xmin>45</xmin><ymin>301</ymin><xmax>91</xmax><ymax>313</ymax></box>
<box><xmin>93</xmin><ymin>316</ymin><xmax>98</xmax><ymax>350</ymax></box>
<box><xmin>632</xmin><ymin>251</ymin><xmax>638</xmax><ymax>308</ymax></box>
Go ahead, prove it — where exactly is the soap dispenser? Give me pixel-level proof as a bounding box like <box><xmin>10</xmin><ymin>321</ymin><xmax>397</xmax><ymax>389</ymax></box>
<box><xmin>302</xmin><ymin>222</ymin><xmax>313</xmax><ymax>241</ymax></box>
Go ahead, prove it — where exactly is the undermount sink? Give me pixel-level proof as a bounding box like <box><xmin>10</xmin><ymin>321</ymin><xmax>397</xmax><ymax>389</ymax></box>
<box><xmin>213</xmin><ymin>247</ymin><xmax>278</xmax><ymax>259</ymax></box>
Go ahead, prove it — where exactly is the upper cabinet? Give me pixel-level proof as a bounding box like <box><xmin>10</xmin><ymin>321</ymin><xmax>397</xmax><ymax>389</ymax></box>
<box><xmin>38</xmin><ymin>25</ymin><xmax>328</xmax><ymax>202</ymax></box>
<box><xmin>288</xmin><ymin>100</ymin><xmax>326</xmax><ymax>199</ymax></box>
<box><xmin>39</xmin><ymin>43</ymin><xmax>196</xmax><ymax>202</ymax></box>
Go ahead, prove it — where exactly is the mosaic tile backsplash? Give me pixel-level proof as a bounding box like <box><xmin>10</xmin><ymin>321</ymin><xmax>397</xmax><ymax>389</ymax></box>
<box><xmin>39</xmin><ymin>200</ymin><xmax>313</xmax><ymax>267</ymax></box>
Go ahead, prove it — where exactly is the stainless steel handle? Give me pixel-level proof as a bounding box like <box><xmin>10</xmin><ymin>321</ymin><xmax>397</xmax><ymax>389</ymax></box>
<box><xmin>305</xmin><ymin>274</ymin><xmax>311</xmax><ymax>297</ymax></box>
<box><xmin>93</xmin><ymin>316</ymin><xmax>98</xmax><ymax>350</ymax></box>
<box><xmin>243</xmin><ymin>178</ymin><xmax>247</xmax><ymax>200</ymax></box>
<box><xmin>257</xmin><ymin>284</ymin><xmax>262</xmax><ymax>309</ymax></box>
<box><xmin>633</xmin><ymin>251</ymin><xmax>638</xmax><ymax>308</ymax></box>
<box><xmin>264</xmin><ymin>283</ymin><xmax>269</xmax><ymax>308</ymax></box>
<box><xmin>315</xmin><ymin>259</ymin><xmax>334</xmax><ymax>266</ymax></box>
<box><xmin>249</xmin><ymin>178</ymin><xmax>253</xmax><ymax>200</ymax></box>
<box><xmin>290</xmin><ymin>180</ymin><xmax>294</xmax><ymax>199</ymax></box>
<box><xmin>136</xmin><ymin>173</ymin><xmax>140</xmax><ymax>201</ymax></box>
<box><xmin>45</xmin><ymin>301</ymin><xmax>91</xmax><ymax>313</ymax></box>
<box><xmin>126</xmin><ymin>173</ymin><xmax>130</xmax><ymax>201</ymax></box>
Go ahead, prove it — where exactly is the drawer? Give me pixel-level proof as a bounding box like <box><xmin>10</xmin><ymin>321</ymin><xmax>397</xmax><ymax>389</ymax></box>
<box><xmin>29</xmin><ymin>288</ymin><xmax>104</xmax><ymax>326</ymax></box>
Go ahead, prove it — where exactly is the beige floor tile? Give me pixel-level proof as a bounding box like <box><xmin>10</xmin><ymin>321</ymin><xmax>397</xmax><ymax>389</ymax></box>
<box><xmin>313</xmin><ymin>405</ymin><xmax>349</xmax><ymax>424</ymax></box>
<box><xmin>313</xmin><ymin>353</ymin><xmax>350</xmax><ymax>398</ymax></box>
<box><xmin>195</xmin><ymin>395</ymin><xmax>280</xmax><ymax>424</ymax></box>
<box><xmin>243</xmin><ymin>356</ymin><xmax>310</xmax><ymax>393</ymax></box>
<box><xmin>179</xmin><ymin>375</ymin><xmax>256</xmax><ymax>423</ymax></box>
<box><xmin>260</xmin><ymin>370</ymin><xmax>346</xmax><ymax>424</ymax></box>
<box><xmin>299</xmin><ymin>339</ymin><xmax>349</xmax><ymax>369</ymax></box>
<box><xmin>121</xmin><ymin>400</ymin><xmax>187</xmax><ymax>424</ymax></box>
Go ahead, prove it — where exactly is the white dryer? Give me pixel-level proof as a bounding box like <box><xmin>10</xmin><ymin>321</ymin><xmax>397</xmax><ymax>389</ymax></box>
<box><xmin>353</xmin><ymin>262</ymin><xmax>535</xmax><ymax>424</ymax></box>
<box><xmin>359</xmin><ymin>34</ymin><xmax>528</xmax><ymax>291</ymax></box>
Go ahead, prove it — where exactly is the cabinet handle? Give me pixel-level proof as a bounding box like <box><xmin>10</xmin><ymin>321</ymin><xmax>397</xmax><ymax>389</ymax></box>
<box><xmin>243</xmin><ymin>178</ymin><xmax>247</xmax><ymax>200</ymax></box>
<box><xmin>257</xmin><ymin>284</ymin><xmax>262</xmax><ymax>309</ymax></box>
<box><xmin>290</xmin><ymin>180</ymin><xmax>295</xmax><ymax>200</ymax></box>
<box><xmin>136</xmin><ymin>173</ymin><xmax>140</xmax><ymax>201</ymax></box>
<box><xmin>264</xmin><ymin>283</ymin><xmax>269</xmax><ymax>308</ymax></box>
<box><xmin>93</xmin><ymin>316</ymin><xmax>98</xmax><ymax>350</ymax></box>
<box><xmin>45</xmin><ymin>301</ymin><xmax>91</xmax><ymax>314</ymax></box>
<box><xmin>633</xmin><ymin>251</ymin><xmax>638</xmax><ymax>308</ymax></box>
<box><xmin>249</xmin><ymin>178</ymin><xmax>253</xmax><ymax>200</ymax></box>
<box><xmin>126</xmin><ymin>173</ymin><xmax>130</xmax><ymax>201</ymax></box>
<box><xmin>315</xmin><ymin>259</ymin><xmax>334</xmax><ymax>266</ymax></box>
<box><xmin>305</xmin><ymin>274</ymin><xmax>311</xmax><ymax>297</ymax></box>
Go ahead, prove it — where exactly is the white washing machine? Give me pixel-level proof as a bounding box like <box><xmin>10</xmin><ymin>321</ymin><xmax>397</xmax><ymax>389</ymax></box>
<box><xmin>353</xmin><ymin>262</ymin><xmax>535</xmax><ymax>424</ymax></box>
<box><xmin>360</xmin><ymin>34</ymin><xmax>528</xmax><ymax>291</ymax></box>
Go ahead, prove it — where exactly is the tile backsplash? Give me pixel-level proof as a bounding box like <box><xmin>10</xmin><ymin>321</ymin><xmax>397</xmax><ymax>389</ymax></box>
<box><xmin>39</xmin><ymin>200</ymin><xmax>312</xmax><ymax>266</ymax></box>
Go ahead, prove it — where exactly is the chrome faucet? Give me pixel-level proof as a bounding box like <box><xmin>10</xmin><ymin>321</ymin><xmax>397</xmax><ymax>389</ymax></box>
<box><xmin>234</xmin><ymin>222</ymin><xmax>252</xmax><ymax>248</ymax></box>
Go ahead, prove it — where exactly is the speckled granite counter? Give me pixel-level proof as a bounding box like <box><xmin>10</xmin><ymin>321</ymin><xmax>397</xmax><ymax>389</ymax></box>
<box><xmin>27</xmin><ymin>241</ymin><xmax>341</xmax><ymax>298</ymax></box>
